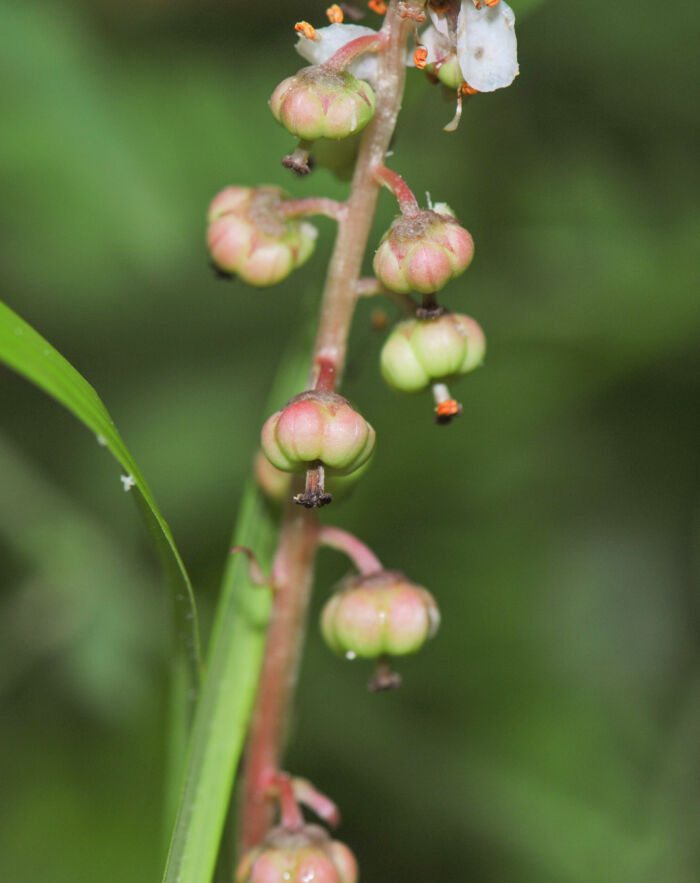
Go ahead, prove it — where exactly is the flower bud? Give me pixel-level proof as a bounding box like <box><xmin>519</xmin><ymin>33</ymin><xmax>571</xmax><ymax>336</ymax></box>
<box><xmin>270</xmin><ymin>66</ymin><xmax>376</xmax><ymax>141</ymax></box>
<box><xmin>236</xmin><ymin>825</ymin><xmax>357</xmax><ymax>883</ymax></box>
<box><xmin>261</xmin><ymin>391</ymin><xmax>375</xmax><ymax>477</ymax></box>
<box><xmin>254</xmin><ymin>449</ymin><xmax>292</xmax><ymax>503</ymax></box>
<box><xmin>381</xmin><ymin>313</ymin><xmax>486</xmax><ymax>393</ymax></box>
<box><xmin>321</xmin><ymin>571</ymin><xmax>440</xmax><ymax>658</ymax></box>
<box><xmin>373</xmin><ymin>208</ymin><xmax>474</xmax><ymax>294</ymax></box>
<box><xmin>426</xmin><ymin>54</ymin><xmax>463</xmax><ymax>90</ymax></box>
<box><xmin>207</xmin><ymin>186</ymin><xmax>317</xmax><ymax>287</ymax></box>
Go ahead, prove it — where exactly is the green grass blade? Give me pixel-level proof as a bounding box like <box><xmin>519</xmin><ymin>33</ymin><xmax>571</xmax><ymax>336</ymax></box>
<box><xmin>0</xmin><ymin>299</ymin><xmax>202</xmax><ymax>701</ymax></box>
<box><xmin>162</xmin><ymin>339</ymin><xmax>309</xmax><ymax>883</ymax></box>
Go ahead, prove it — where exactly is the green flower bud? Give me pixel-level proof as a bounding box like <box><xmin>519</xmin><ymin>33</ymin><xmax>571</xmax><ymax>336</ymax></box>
<box><xmin>380</xmin><ymin>313</ymin><xmax>486</xmax><ymax>393</ymax></box>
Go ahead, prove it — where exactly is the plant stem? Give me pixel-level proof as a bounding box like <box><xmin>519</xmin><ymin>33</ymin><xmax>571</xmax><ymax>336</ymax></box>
<box><xmin>318</xmin><ymin>525</ymin><xmax>383</xmax><ymax>576</ymax></box>
<box><xmin>310</xmin><ymin>8</ymin><xmax>411</xmax><ymax>386</ymax></box>
<box><xmin>373</xmin><ymin>165</ymin><xmax>421</xmax><ymax>216</ymax></box>
<box><xmin>239</xmin><ymin>1</ymin><xmax>411</xmax><ymax>853</ymax></box>
<box><xmin>276</xmin><ymin>197</ymin><xmax>347</xmax><ymax>222</ymax></box>
<box><xmin>323</xmin><ymin>31</ymin><xmax>390</xmax><ymax>74</ymax></box>
<box><xmin>240</xmin><ymin>497</ymin><xmax>318</xmax><ymax>850</ymax></box>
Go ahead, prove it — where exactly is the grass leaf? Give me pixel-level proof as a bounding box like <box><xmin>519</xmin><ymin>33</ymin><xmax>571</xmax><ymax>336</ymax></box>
<box><xmin>0</xmin><ymin>299</ymin><xmax>202</xmax><ymax>709</ymax></box>
<box><xmin>162</xmin><ymin>338</ymin><xmax>309</xmax><ymax>883</ymax></box>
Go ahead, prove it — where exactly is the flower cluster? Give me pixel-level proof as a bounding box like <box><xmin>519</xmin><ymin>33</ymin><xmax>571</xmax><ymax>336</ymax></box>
<box><xmin>205</xmin><ymin>1</ymin><xmax>520</xmax><ymax>874</ymax></box>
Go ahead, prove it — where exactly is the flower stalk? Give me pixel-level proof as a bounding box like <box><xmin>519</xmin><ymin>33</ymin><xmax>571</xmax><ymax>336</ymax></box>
<box><xmin>240</xmin><ymin>4</ymin><xmax>413</xmax><ymax>852</ymax></box>
<box><xmin>318</xmin><ymin>525</ymin><xmax>384</xmax><ymax>576</ymax></box>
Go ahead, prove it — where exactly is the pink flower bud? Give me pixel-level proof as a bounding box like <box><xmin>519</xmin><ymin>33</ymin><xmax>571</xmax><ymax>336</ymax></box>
<box><xmin>261</xmin><ymin>391</ymin><xmax>375</xmax><ymax>477</ymax></box>
<box><xmin>380</xmin><ymin>313</ymin><xmax>486</xmax><ymax>393</ymax></box>
<box><xmin>236</xmin><ymin>825</ymin><xmax>358</xmax><ymax>883</ymax></box>
<box><xmin>207</xmin><ymin>186</ymin><xmax>317</xmax><ymax>287</ymax></box>
<box><xmin>373</xmin><ymin>208</ymin><xmax>474</xmax><ymax>294</ymax></box>
<box><xmin>321</xmin><ymin>571</ymin><xmax>440</xmax><ymax>658</ymax></box>
<box><xmin>270</xmin><ymin>66</ymin><xmax>376</xmax><ymax>141</ymax></box>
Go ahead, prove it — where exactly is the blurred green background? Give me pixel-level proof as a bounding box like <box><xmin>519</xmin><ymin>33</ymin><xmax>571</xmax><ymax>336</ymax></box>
<box><xmin>1</xmin><ymin>0</ymin><xmax>699</xmax><ymax>880</ymax></box>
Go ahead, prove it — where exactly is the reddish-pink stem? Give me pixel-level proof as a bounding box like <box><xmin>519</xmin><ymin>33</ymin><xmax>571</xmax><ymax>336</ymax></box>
<box><xmin>240</xmin><ymin>2</ymin><xmax>411</xmax><ymax>852</ymax></box>
<box><xmin>323</xmin><ymin>31</ymin><xmax>390</xmax><ymax>73</ymax></box>
<box><xmin>276</xmin><ymin>773</ymin><xmax>305</xmax><ymax>832</ymax></box>
<box><xmin>241</xmin><ymin>501</ymin><xmax>319</xmax><ymax>849</ymax></box>
<box><xmin>277</xmin><ymin>197</ymin><xmax>347</xmax><ymax>222</ymax></box>
<box><xmin>292</xmin><ymin>777</ymin><xmax>341</xmax><ymax>828</ymax></box>
<box><xmin>318</xmin><ymin>525</ymin><xmax>383</xmax><ymax>576</ymax></box>
<box><xmin>313</xmin><ymin>357</ymin><xmax>337</xmax><ymax>392</ymax></box>
<box><xmin>373</xmin><ymin>165</ymin><xmax>420</xmax><ymax>216</ymax></box>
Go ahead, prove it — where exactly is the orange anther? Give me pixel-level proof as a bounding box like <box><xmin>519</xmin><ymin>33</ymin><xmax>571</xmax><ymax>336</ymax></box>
<box><xmin>436</xmin><ymin>399</ymin><xmax>461</xmax><ymax>418</ymax></box>
<box><xmin>294</xmin><ymin>21</ymin><xmax>317</xmax><ymax>40</ymax></box>
<box><xmin>326</xmin><ymin>4</ymin><xmax>344</xmax><ymax>22</ymax></box>
<box><xmin>485</xmin><ymin>0</ymin><xmax>501</xmax><ymax>5</ymax></box>
<box><xmin>461</xmin><ymin>82</ymin><xmax>479</xmax><ymax>95</ymax></box>
<box><xmin>413</xmin><ymin>47</ymin><xmax>428</xmax><ymax>70</ymax></box>
<box><xmin>368</xmin><ymin>0</ymin><xmax>387</xmax><ymax>14</ymax></box>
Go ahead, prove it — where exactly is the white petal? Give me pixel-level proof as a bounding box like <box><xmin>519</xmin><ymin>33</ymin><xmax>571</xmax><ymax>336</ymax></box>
<box><xmin>428</xmin><ymin>6</ymin><xmax>451</xmax><ymax>37</ymax></box>
<box><xmin>409</xmin><ymin>25</ymin><xmax>453</xmax><ymax>67</ymax></box>
<box><xmin>295</xmin><ymin>23</ymin><xmax>379</xmax><ymax>82</ymax></box>
<box><xmin>456</xmin><ymin>0</ymin><xmax>518</xmax><ymax>93</ymax></box>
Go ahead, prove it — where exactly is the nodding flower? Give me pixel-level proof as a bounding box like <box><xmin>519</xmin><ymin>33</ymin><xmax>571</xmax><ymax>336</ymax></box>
<box><xmin>414</xmin><ymin>0</ymin><xmax>518</xmax><ymax>93</ymax></box>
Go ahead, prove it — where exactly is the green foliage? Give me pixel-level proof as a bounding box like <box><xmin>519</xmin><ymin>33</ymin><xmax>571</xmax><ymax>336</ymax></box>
<box><xmin>0</xmin><ymin>299</ymin><xmax>201</xmax><ymax>697</ymax></box>
<box><xmin>163</xmin><ymin>342</ymin><xmax>309</xmax><ymax>883</ymax></box>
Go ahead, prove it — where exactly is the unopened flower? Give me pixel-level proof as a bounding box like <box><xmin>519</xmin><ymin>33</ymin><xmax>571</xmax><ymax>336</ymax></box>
<box><xmin>321</xmin><ymin>571</ymin><xmax>440</xmax><ymax>658</ymax></box>
<box><xmin>270</xmin><ymin>66</ymin><xmax>376</xmax><ymax>141</ymax></box>
<box><xmin>207</xmin><ymin>187</ymin><xmax>316</xmax><ymax>286</ymax></box>
<box><xmin>417</xmin><ymin>0</ymin><xmax>518</xmax><ymax>93</ymax></box>
<box><xmin>236</xmin><ymin>825</ymin><xmax>357</xmax><ymax>883</ymax></box>
<box><xmin>381</xmin><ymin>313</ymin><xmax>485</xmax><ymax>393</ymax></box>
<box><xmin>373</xmin><ymin>206</ymin><xmax>474</xmax><ymax>294</ymax></box>
<box><xmin>261</xmin><ymin>391</ymin><xmax>375</xmax><ymax>478</ymax></box>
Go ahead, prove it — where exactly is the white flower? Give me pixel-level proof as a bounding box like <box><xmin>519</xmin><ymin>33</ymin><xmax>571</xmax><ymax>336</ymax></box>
<box><xmin>422</xmin><ymin>0</ymin><xmax>518</xmax><ymax>93</ymax></box>
<box><xmin>293</xmin><ymin>4</ymin><xmax>518</xmax><ymax>94</ymax></box>
<box><xmin>295</xmin><ymin>23</ymin><xmax>380</xmax><ymax>83</ymax></box>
